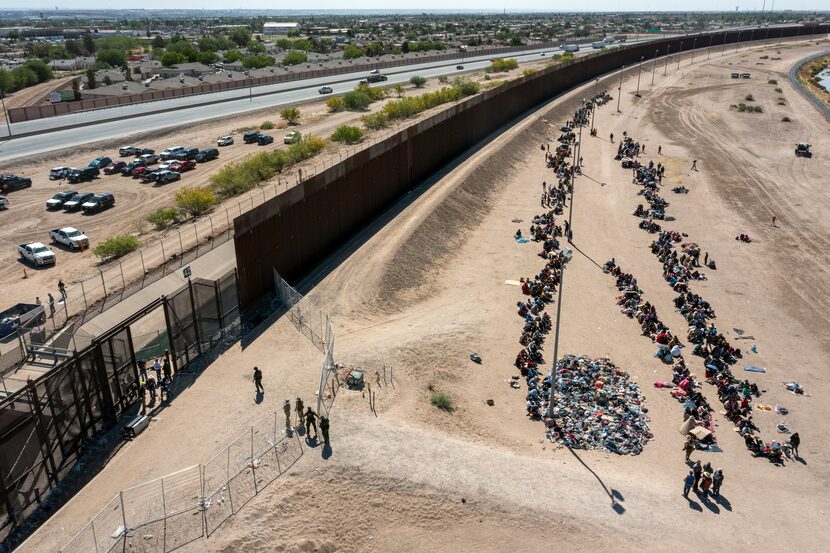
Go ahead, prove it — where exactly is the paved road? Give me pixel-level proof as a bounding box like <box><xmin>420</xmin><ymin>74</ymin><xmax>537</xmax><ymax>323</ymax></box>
<box><xmin>0</xmin><ymin>41</ymin><xmax>666</xmax><ymax>163</ymax></box>
<box><xmin>0</xmin><ymin>27</ymin><xmax>796</xmax><ymax>163</ymax></box>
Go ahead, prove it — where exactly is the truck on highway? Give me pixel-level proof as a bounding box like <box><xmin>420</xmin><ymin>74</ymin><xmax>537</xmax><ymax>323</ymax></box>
<box><xmin>17</xmin><ymin>242</ymin><xmax>56</xmax><ymax>266</ymax></box>
<box><xmin>562</xmin><ymin>44</ymin><xmax>580</xmax><ymax>53</ymax></box>
<box><xmin>49</xmin><ymin>227</ymin><xmax>89</xmax><ymax>250</ymax></box>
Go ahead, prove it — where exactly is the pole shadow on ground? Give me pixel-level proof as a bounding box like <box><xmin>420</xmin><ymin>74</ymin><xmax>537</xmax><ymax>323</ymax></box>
<box><xmin>566</xmin><ymin>446</ymin><xmax>626</xmax><ymax>514</ymax></box>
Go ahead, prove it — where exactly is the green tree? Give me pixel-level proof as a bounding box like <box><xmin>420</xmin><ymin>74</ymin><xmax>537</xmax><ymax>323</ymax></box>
<box><xmin>22</xmin><ymin>60</ymin><xmax>52</xmax><ymax>82</ymax></box>
<box><xmin>229</xmin><ymin>27</ymin><xmax>253</xmax><ymax>48</ymax></box>
<box><xmin>247</xmin><ymin>41</ymin><xmax>266</xmax><ymax>55</ymax></box>
<box><xmin>96</xmin><ymin>49</ymin><xmax>127</xmax><ymax>68</ymax></box>
<box><xmin>401</xmin><ymin>41</ymin><xmax>410</xmax><ymax>54</ymax></box>
<box><xmin>65</xmin><ymin>39</ymin><xmax>87</xmax><ymax>57</ymax></box>
<box><xmin>197</xmin><ymin>51</ymin><xmax>219</xmax><ymax>65</ymax></box>
<box><xmin>224</xmin><ymin>50</ymin><xmax>244</xmax><ymax>63</ymax></box>
<box><xmin>280</xmin><ymin>106</ymin><xmax>301</xmax><ymax>125</ymax></box>
<box><xmin>0</xmin><ymin>70</ymin><xmax>13</xmax><ymax>94</ymax></box>
<box><xmin>343</xmin><ymin>44</ymin><xmax>363</xmax><ymax>59</ymax></box>
<box><xmin>71</xmin><ymin>78</ymin><xmax>81</xmax><ymax>100</ymax></box>
<box><xmin>409</xmin><ymin>75</ymin><xmax>427</xmax><ymax>88</ymax></box>
<box><xmin>242</xmin><ymin>55</ymin><xmax>275</xmax><ymax>69</ymax></box>
<box><xmin>82</xmin><ymin>33</ymin><xmax>96</xmax><ymax>54</ymax></box>
<box><xmin>146</xmin><ymin>208</ymin><xmax>179</xmax><ymax>230</ymax></box>
<box><xmin>86</xmin><ymin>68</ymin><xmax>97</xmax><ymax>90</ymax></box>
<box><xmin>166</xmin><ymin>40</ymin><xmax>198</xmax><ymax>62</ymax></box>
<box><xmin>331</xmin><ymin>125</ymin><xmax>364</xmax><ymax>144</ymax></box>
<box><xmin>161</xmin><ymin>52</ymin><xmax>187</xmax><ymax>67</ymax></box>
<box><xmin>152</xmin><ymin>35</ymin><xmax>167</xmax><ymax>49</ymax></box>
<box><xmin>175</xmin><ymin>186</ymin><xmax>215</xmax><ymax>217</ymax></box>
<box><xmin>282</xmin><ymin>50</ymin><xmax>307</xmax><ymax>65</ymax></box>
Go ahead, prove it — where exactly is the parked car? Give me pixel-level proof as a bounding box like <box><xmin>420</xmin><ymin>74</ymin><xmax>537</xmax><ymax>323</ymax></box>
<box><xmin>0</xmin><ymin>175</ymin><xmax>32</xmax><ymax>192</ymax></box>
<box><xmin>17</xmin><ymin>242</ymin><xmax>55</xmax><ymax>266</ymax></box>
<box><xmin>132</xmin><ymin>166</ymin><xmax>153</xmax><ymax>179</ymax></box>
<box><xmin>67</xmin><ymin>167</ymin><xmax>99</xmax><ymax>184</ymax></box>
<box><xmin>46</xmin><ymin>190</ymin><xmax>78</xmax><ymax>210</ymax></box>
<box><xmin>140</xmin><ymin>170</ymin><xmax>162</xmax><ymax>183</ymax></box>
<box><xmin>49</xmin><ymin>166</ymin><xmax>74</xmax><ymax>180</ymax></box>
<box><xmin>63</xmin><ymin>192</ymin><xmax>94</xmax><ymax>211</ymax></box>
<box><xmin>257</xmin><ymin>134</ymin><xmax>274</xmax><ymax>145</ymax></box>
<box><xmin>121</xmin><ymin>161</ymin><xmax>145</xmax><ymax>176</ymax></box>
<box><xmin>243</xmin><ymin>131</ymin><xmax>260</xmax><ymax>144</ymax></box>
<box><xmin>456</xmin><ymin>65</ymin><xmax>464</xmax><ymax>70</ymax></box>
<box><xmin>153</xmin><ymin>170</ymin><xmax>182</xmax><ymax>185</ymax></box>
<box><xmin>318</xmin><ymin>86</ymin><xmax>333</xmax><ymax>94</ymax></box>
<box><xmin>160</xmin><ymin>146</ymin><xmax>185</xmax><ymax>160</ymax></box>
<box><xmin>169</xmin><ymin>160</ymin><xmax>195</xmax><ymax>172</ymax></box>
<box><xmin>138</xmin><ymin>153</ymin><xmax>159</xmax><ymax>165</ymax></box>
<box><xmin>103</xmin><ymin>161</ymin><xmax>127</xmax><ymax>175</ymax></box>
<box><xmin>81</xmin><ymin>193</ymin><xmax>115</xmax><ymax>213</ymax></box>
<box><xmin>49</xmin><ymin>227</ymin><xmax>89</xmax><ymax>250</ymax></box>
<box><xmin>369</xmin><ymin>69</ymin><xmax>380</xmax><ymax>74</ymax></box>
<box><xmin>0</xmin><ymin>196</ymin><xmax>7</xmax><ymax>210</ymax></box>
<box><xmin>88</xmin><ymin>156</ymin><xmax>112</xmax><ymax>169</ymax></box>
<box><xmin>119</xmin><ymin>146</ymin><xmax>154</xmax><ymax>157</ymax></box>
<box><xmin>283</xmin><ymin>131</ymin><xmax>301</xmax><ymax>144</ymax></box>
<box><xmin>172</xmin><ymin>147</ymin><xmax>199</xmax><ymax>161</ymax></box>
<box><xmin>217</xmin><ymin>135</ymin><xmax>234</xmax><ymax>146</ymax></box>
<box><xmin>195</xmin><ymin>148</ymin><xmax>219</xmax><ymax>163</ymax></box>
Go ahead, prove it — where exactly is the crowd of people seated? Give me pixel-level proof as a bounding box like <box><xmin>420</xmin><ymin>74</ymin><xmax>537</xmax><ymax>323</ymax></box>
<box><xmin>615</xmin><ymin>133</ymin><xmax>787</xmax><ymax>463</ymax></box>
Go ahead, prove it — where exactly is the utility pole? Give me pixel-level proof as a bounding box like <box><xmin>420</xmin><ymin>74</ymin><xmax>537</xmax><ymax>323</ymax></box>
<box><xmin>635</xmin><ymin>56</ymin><xmax>643</xmax><ymax>97</ymax></box>
<box><xmin>664</xmin><ymin>44</ymin><xmax>671</xmax><ymax>76</ymax></box>
<box><xmin>590</xmin><ymin>78</ymin><xmax>598</xmax><ymax>131</ymax></box>
<box><xmin>0</xmin><ymin>88</ymin><xmax>11</xmax><ymax>137</ymax></box>
<box><xmin>545</xmin><ymin>248</ymin><xmax>573</xmax><ymax>419</ymax></box>
<box><xmin>677</xmin><ymin>40</ymin><xmax>683</xmax><ymax>70</ymax></box>
<box><xmin>616</xmin><ymin>65</ymin><xmax>624</xmax><ymax>113</ymax></box>
<box><xmin>651</xmin><ymin>49</ymin><xmax>657</xmax><ymax>86</ymax></box>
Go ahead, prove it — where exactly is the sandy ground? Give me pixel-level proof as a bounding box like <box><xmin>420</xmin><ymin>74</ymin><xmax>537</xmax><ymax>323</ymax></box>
<box><xmin>0</xmin><ymin>61</ymin><xmax>549</xmax><ymax>316</ymax></box>
<box><xmin>18</xmin><ymin>39</ymin><xmax>830</xmax><ymax>553</ymax></box>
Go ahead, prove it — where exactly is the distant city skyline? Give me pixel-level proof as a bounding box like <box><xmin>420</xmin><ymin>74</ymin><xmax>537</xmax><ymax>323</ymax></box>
<box><xmin>4</xmin><ymin>2</ymin><xmax>830</xmax><ymax>13</ymax></box>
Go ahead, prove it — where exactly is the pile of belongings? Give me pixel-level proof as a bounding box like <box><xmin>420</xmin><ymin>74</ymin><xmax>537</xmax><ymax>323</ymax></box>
<box><xmin>546</xmin><ymin>355</ymin><xmax>652</xmax><ymax>455</ymax></box>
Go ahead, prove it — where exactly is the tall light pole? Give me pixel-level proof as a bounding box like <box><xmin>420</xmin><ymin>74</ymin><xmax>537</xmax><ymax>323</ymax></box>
<box><xmin>0</xmin><ymin>88</ymin><xmax>11</xmax><ymax>137</ymax></box>
<box><xmin>635</xmin><ymin>56</ymin><xmax>643</xmax><ymax>96</ymax></box>
<box><xmin>590</xmin><ymin>78</ymin><xmax>599</xmax><ymax>132</ymax></box>
<box><xmin>651</xmin><ymin>49</ymin><xmax>658</xmax><ymax>86</ymax></box>
<box><xmin>664</xmin><ymin>44</ymin><xmax>671</xmax><ymax>76</ymax></box>
<box><xmin>616</xmin><ymin>65</ymin><xmax>624</xmax><ymax>112</ymax></box>
<box><xmin>545</xmin><ymin>248</ymin><xmax>573</xmax><ymax>419</ymax></box>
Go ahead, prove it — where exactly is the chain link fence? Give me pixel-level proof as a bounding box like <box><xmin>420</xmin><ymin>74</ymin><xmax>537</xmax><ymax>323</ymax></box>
<box><xmin>273</xmin><ymin>270</ymin><xmax>327</xmax><ymax>353</ymax></box>
<box><xmin>60</xmin><ymin>411</ymin><xmax>303</xmax><ymax>552</ymax></box>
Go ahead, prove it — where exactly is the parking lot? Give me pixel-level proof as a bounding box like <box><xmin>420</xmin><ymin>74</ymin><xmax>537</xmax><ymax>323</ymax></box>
<box><xmin>0</xmin><ymin>60</ymin><xmax>550</xmax><ymax>312</ymax></box>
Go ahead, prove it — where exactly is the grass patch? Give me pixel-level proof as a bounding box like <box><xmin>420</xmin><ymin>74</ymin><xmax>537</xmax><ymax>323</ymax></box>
<box><xmin>767</xmin><ymin>78</ymin><xmax>777</xmax><ymax>84</ymax></box>
<box><xmin>146</xmin><ymin>207</ymin><xmax>180</xmax><ymax>230</ymax></box>
<box><xmin>260</xmin><ymin>120</ymin><xmax>275</xmax><ymax>130</ymax></box>
<box><xmin>774</xmin><ymin>87</ymin><xmax>783</xmax><ymax>93</ymax></box>
<box><xmin>485</xmin><ymin>58</ymin><xmax>519</xmax><ymax>73</ymax></box>
<box><xmin>753</xmin><ymin>105</ymin><xmax>763</xmax><ymax>113</ymax></box>
<box><xmin>361</xmin><ymin>111</ymin><xmax>389</xmax><ymax>130</ymax></box>
<box><xmin>781</xmin><ymin>116</ymin><xmax>792</xmax><ymax>122</ymax></box>
<box><xmin>777</xmin><ymin>100</ymin><xmax>786</xmax><ymax>105</ymax></box>
<box><xmin>331</xmin><ymin>125</ymin><xmax>364</xmax><ymax>144</ymax></box>
<box><xmin>745</xmin><ymin>94</ymin><xmax>754</xmax><ymax>101</ymax></box>
<box><xmin>430</xmin><ymin>392</ymin><xmax>455</xmax><ymax>412</ymax></box>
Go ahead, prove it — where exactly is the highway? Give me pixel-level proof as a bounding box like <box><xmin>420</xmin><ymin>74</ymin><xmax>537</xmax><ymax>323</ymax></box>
<box><xmin>0</xmin><ymin>28</ymin><xmax>787</xmax><ymax>163</ymax></box>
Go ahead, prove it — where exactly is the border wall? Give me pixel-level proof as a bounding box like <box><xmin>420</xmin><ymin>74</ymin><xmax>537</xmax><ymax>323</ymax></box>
<box><xmin>233</xmin><ymin>25</ymin><xmax>830</xmax><ymax>305</ymax></box>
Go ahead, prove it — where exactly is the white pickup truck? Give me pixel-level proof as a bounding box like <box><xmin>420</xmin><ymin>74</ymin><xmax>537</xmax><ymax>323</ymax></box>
<box><xmin>49</xmin><ymin>227</ymin><xmax>89</xmax><ymax>250</ymax></box>
<box><xmin>18</xmin><ymin>242</ymin><xmax>56</xmax><ymax>266</ymax></box>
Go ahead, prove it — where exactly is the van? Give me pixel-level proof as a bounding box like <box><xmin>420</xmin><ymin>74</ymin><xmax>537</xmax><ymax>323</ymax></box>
<box><xmin>592</xmin><ymin>41</ymin><xmax>606</xmax><ymax>50</ymax></box>
<box><xmin>562</xmin><ymin>44</ymin><xmax>580</xmax><ymax>53</ymax></box>
<box><xmin>741</xmin><ymin>73</ymin><xmax>751</xmax><ymax>79</ymax></box>
<box><xmin>730</xmin><ymin>73</ymin><xmax>739</xmax><ymax>79</ymax></box>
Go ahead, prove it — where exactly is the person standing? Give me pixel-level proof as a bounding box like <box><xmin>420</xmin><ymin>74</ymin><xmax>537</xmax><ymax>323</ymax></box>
<box><xmin>283</xmin><ymin>400</ymin><xmax>292</xmax><ymax>429</ymax></box>
<box><xmin>152</xmin><ymin>358</ymin><xmax>162</xmax><ymax>382</ymax></box>
<box><xmin>610</xmin><ymin>132</ymin><xmax>614</xmax><ymax>143</ymax></box>
<box><xmin>683</xmin><ymin>471</ymin><xmax>695</xmax><ymax>498</ymax></box>
<box><xmin>162</xmin><ymin>353</ymin><xmax>172</xmax><ymax>382</ymax></box>
<box><xmin>658</xmin><ymin>145</ymin><xmax>662</xmax><ymax>155</ymax></box>
<box><xmin>691</xmin><ymin>159</ymin><xmax>698</xmax><ymax>171</ymax></box>
<box><xmin>712</xmin><ymin>469</ymin><xmax>724</xmax><ymax>498</ymax></box>
<box><xmin>772</xmin><ymin>215</ymin><xmax>777</xmax><ymax>228</ymax></box>
<box><xmin>789</xmin><ymin>432</ymin><xmax>800</xmax><ymax>457</ymax></box>
<box><xmin>58</xmin><ymin>280</ymin><xmax>67</xmax><ymax>300</ymax></box>
<box><xmin>683</xmin><ymin>435</ymin><xmax>696</xmax><ymax>462</ymax></box>
<box><xmin>305</xmin><ymin>407</ymin><xmax>318</xmax><ymax>437</ymax></box>
<box><xmin>295</xmin><ymin>397</ymin><xmax>304</xmax><ymax>426</ymax></box>
<box><xmin>252</xmin><ymin>366</ymin><xmax>264</xmax><ymax>393</ymax></box>
<box><xmin>47</xmin><ymin>293</ymin><xmax>56</xmax><ymax>319</ymax></box>
<box><xmin>320</xmin><ymin>416</ymin><xmax>330</xmax><ymax>445</ymax></box>
<box><xmin>35</xmin><ymin>296</ymin><xmax>42</xmax><ymax>307</ymax></box>
<box><xmin>692</xmin><ymin>461</ymin><xmax>702</xmax><ymax>493</ymax></box>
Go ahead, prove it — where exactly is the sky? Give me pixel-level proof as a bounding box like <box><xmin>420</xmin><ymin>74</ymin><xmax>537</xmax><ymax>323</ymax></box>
<box><xmin>5</xmin><ymin>2</ymin><xmax>829</xmax><ymax>12</ymax></box>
